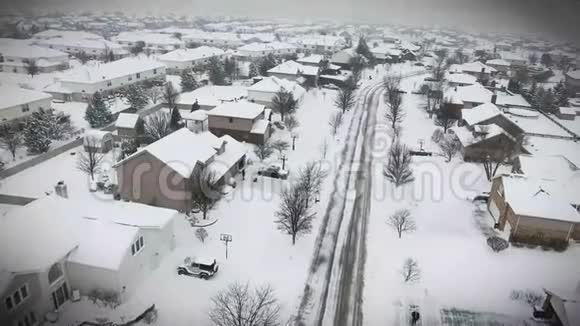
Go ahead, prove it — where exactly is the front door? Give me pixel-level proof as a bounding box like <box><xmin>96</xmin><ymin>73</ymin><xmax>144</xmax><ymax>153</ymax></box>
<box><xmin>51</xmin><ymin>282</ymin><xmax>69</xmax><ymax>310</ymax></box>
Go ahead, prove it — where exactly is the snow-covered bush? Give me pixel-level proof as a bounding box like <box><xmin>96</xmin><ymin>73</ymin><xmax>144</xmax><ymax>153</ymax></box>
<box><xmin>431</xmin><ymin>128</ymin><xmax>444</xmax><ymax>143</ymax></box>
<box><xmin>196</xmin><ymin>228</ymin><xmax>208</xmax><ymax>243</ymax></box>
<box><xmin>486</xmin><ymin>236</ymin><xmax>509</xmax><ymax>252</ymax></box>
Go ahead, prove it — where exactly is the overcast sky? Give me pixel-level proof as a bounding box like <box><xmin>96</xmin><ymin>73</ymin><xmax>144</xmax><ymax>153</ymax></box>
<box><xmin>1</xmin><ymin>0</ymin><xmax>579</xmax><ymax>41</ymax></box>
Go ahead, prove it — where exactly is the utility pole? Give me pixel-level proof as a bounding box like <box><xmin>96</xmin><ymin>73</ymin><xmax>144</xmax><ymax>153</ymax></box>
<box><xmin>292</xmin><ymin>134</ymin><xmax>297</xmax><ymax>151</ymax></box>
<box><xmin>281</xmin><ymin>154</ymin><xmax>287</xmax><ymax>170</ymax></box>
<box><xmin>220</xmin><ymin>233</ymin><xmax>232</xmax><ymax>259</ymax></box>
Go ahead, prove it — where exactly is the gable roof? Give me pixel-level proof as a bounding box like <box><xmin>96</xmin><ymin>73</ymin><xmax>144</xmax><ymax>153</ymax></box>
<box><xmin>0</xmin><ymin>87</ymin><xmax>52</xmax><ymax>110</ymax></box>
<box><xmin>158</xmin><ymin>46</ymin><xmax>224</xmax><ymax>62</ymax></box>
<box><xmin>462</xmin><ymin>103</ymin><xmax>502</xmax><ymax>126</ymax></box>
<box><xmin>247</xmin><ymin>76</ymin><xmax>306</xmax><ymax>99</ymax></box>
<box><xmin>115</xmin><ymin>113</ymin><xmax>140</xmax><ymax>129</ymax></box>
<box><xmin>115</xmin><ymin>128</ymin><xmax>222</xmax><ymax>178</ymax></box>
<box><xmin>268</xmin><ymin>60</ymin><xmax>319</xmax><ymax>76</ymax></box>
<box><xmin>445</xmin><ymin>83</ymin><xmax>493</xmax><ymax>105</ymax></box>
<box><xmin>208</xmin><ymin>101</ymin><xmax>265</xmax><ymax>120</ymax></box>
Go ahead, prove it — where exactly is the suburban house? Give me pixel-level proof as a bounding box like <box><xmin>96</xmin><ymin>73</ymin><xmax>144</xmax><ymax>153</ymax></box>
<box><xmin>330</xmin><ymin>47</ymin><xmax>357</xmax><ymax>69</ymax></box>
<box><xmin>207</xmin><ymin>101</ymin><xmax>271</xmax><ymax>144</ymax></box>
<box><xmin>371</xmin><ymin>44</ymin><xmax>403</xmax><ymax>63</ymax></box>
<box><xmin>46</xmin><ymin>57</ymin><xmax>166</xmax><ymax>102</ymax></box>
<box><xmin>0</xmin><ymin>195</ymin><xmax>177</xmax><ymax>326</ymax></box>
<box><xmin>32</xmin><ymin>30</ymin><xmax>128</xmax><ymax>60</ymax></box>
<box><xmin>444</xmin><ymin>83</ymin><xmax>495</xmax><ymax>111</ymax></box>
<box><xmin>454</xmin><ymin>103</ymin><xmax>525</xmax><ymax>162</ymax></box>
<box><xmin>0</xmin><ymin>87</ymin><xmax>52</xmax><ymax>122</ymax></box>
<box><xmin>182</xmin><ymin>31</ymin><xmax>244</xmax><ymax>48</ymax></box>
<box><xmin>290</xmin><ymin>35</ymin><xmax>346</xmax><ymax>54</ymax></box>
<box><xmin>533</xmin><ymin>289</ymin><xmax>580</xmax><ymax>326</ymax></box>
<box><xmin>486</xmin><ymin>59</ymin><xmax>511</xmax><ymax>73</ymax></box>
<box><xmin>445</xmin><ymin>73</ymin><xmax>477</xmax><ymax>87</ymax></box>
<box><xmin>565</xmin><ymin>70</ymin><xmax>580</xmax><ymax>93</ymax></box>
<box><xmin>557</xmin><ymin>107</ymin><xmax>576</xmax><ymax>120</ymax></box>
<box><xmin>247</xmin><ymin>76</ymin><xmax>306</xmax><ymax>107</ymax></box>
<box><xmin>267</xmin><ymin>60</ymin><xmax>319</xmax><ymax>85</ymax></box>
<box><xmin>235</xmin><ymin>42</ymin><xmax>297</xmax><ymax>59</ymax></box>
<box><xmin>115</xmin><ymin>128</ymin><xmax>246</xmax><ymax>212</ymax></box>
<box><xmin>158</xmin><ymin>46</ymin><xmax>225</xmax><ymax>73</ymax></box>
<box><xmin>449</xmin><ymin>61</ymin><xmax>497</xmax><ymax>83</ymax></box>
<box><xmin>488</xmin><ymin>173</ymin><xmax>580</xmax><ymax>245</ymax></box>
<box><xmin>499</xmin><ymin>52</ymin><xmax>527</xmax><ymax>67</ymax></box>
<box><xmin>175</xmin><ymin>85</ymin><xmax>248</xmax><ymax>111</ymax></box>
<box><xmin>0</xmin><ymin>40</ymin><xmax>69</xmax><ymax>74</ymax></box>
<box><xmin>113</xmin><ymin>31</ymin><xmax>185</xmax><ymax>53</ymax></box>
<box><xmin>115</xmin><ymin>113</ymin><xmax>142</xmax><ymax>139</ymax></box>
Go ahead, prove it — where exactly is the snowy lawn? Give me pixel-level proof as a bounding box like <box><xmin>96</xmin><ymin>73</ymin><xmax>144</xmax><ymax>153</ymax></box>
<box><xmin>362</xmin><ymin>74</ymin><xmax>580</xmax><ymax>325</ymax></box>
<box><xmin>53</xmin><ymin>98</ymin><xmax>130</xmax><ymax>131</ymax></box>
<box><xmin>23</xmin><ymin>86</ymin><xmax>356</xmax><ymax>325</ymax></box>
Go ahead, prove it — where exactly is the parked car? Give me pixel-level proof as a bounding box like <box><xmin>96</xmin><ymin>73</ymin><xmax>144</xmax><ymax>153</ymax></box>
<box><xmin>177</xmin><ymin>257</ymin><xmax>219</xmax><ymax>279</ymax></box>
<box><xmin>258</xmin><ymin>165</ymin><xmax>289</xmax><ymax>180</ymax></box>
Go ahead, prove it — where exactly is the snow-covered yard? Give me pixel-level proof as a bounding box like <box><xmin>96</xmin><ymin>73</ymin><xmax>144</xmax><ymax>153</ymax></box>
<box><xmin>363</xmin><ymin>74</ymin><xmax>580</xmax><ymax>325</ymax></box>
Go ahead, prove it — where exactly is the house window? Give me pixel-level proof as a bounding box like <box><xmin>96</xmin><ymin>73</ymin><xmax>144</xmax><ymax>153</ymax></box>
<box><xmin>21</xmin><ymin>104</ymin><xmax>30</xmax><ymax>113</ymax></box>
<box><xmin>136</xmin><ymin>73</ymin><xmax>141</xmax><ymax>79</ymax></box>
<box><xmin>48</xmin><ymin>263</ymin><xmax>63</xmax><ymax>285</ymax></box>
<box><xmin>229</xmin><ymin>117</ymin><xmax>234</xmax><ymax>123</ymax></box>
<box><xmin>128</xmin><ymin>76</ymin><xmax>133</xmax><ymax>81</ymax></box>
<box><xmin>51</xmin><ymin>282</ymin><xmax>69</xmax><ymax>310</ymax></box>
<box><xmin>131</xmin><ymin>236</ymin><xmax>144</xmax><ymax>255</ymax></box>
<box><xmin>107</xmin><ymin>81</ymin><xmax>112</xmax><ymax>87</ymax></box>
<box><xmin>153</xmin><ymin>69</ymin><xmax>157</xmax><ymax>74</ymax></box>
<box><xmin>5</xmin><ymin>284</ymin><xmax>29</xmax><ymax>311</ymax></box>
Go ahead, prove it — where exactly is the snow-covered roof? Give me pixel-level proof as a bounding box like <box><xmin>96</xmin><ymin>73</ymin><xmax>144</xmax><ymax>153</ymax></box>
<box><xmin>237</xmin><ymin>42</ymin><xmax>296</xmax><ymax>52</ymax></box>
<box><xmin>0</xmin><ymin>196</ymin><xmax>79</xmax><ymax>273</ymax></box>
<box><xmin>66</xmin><ymin>218</ymin><xmax>138</xmax><ymax>270</ymax></box>
<box><xmin>291</xmin><ymin>35</ymin><xmax>345</xmax><ymax>47</ymax></box>
<box><xmin>518</xmin><ymin>154</ymin><xmax>579</xmax><ymax>182</ymax></box>
<box><xmin>33</xmin><ymin>29</ymin><xmax>103</xmax><ymax>41</ymax></box>
<box><xmin>114</xmin><ymin>31</ymin><xmax>184</xmax><ymax>46</ymax></box>
<box><xmin>371</xmin><ymin>44</ymin><xmax>402</xmax><ymax>56</ymax></box>
<box><xmin>118</xmin><ymin>128</ymin><xmax>221</xmax><ymax>178</ymax></box>
<box><xmin>446</xmin><ymin>73</ymin><xmax>477</xmax><ymax>85</ymax></box>
<box><xmin>454</xmin><ymin>124</ymin><xmax>514</xmax><ymax>147</ymax></box>
<box><xmin>495</xmin><ymin>94</ymin><xmax>531</xmax><ymax>108</ymax></box>
<box><xmin>208</xmin><ymin>101</ymin><xmax>265</xmax><ymax>120</ymax></box>
<box><xmin>501</xmin><ymin>174</ymin><xmax>580</xmax><ymax>223</ymax></box>
<box><xmin>486</xmin><ymin>59</ymin><xmax>511</xmax><ymax>67</ymax></box>
<box><xmin>461</xmin><ymin>103</ymin><xmax>502</xmax><ymax>126</ymax></box>
<box><xmin>297</xmin><ymin>54</ymin><xmax>326</xmax><ymax>65</ymax></box>
<box><xmin>566</xmin><ymin>70</ymin><xmax>580</xmax><ymax>80</ymax></box>
<box><xmin>0</xmin><ymin>86</ymin><xmax>52</xmax><ymax>110</ymax></box>
<box><xmin>206</xmin><ymin>134</ymin><xmax>246</xmax><ymax>181</ymax></box>
<box><xmin>444</xmin><ymin>83</ymin><xmax>493</xmax><ymax>105</ymax></box>
<box><xmin>176</xmin><ymin>85</ymin><xmax>247</xmax><ymax>107</ymax></box>
<box><xmin>559</xmin><ymin>107</ymin><xmax>576</xmax><ymax>115</ymax></box>
<box><xmin>499</xmin><ymin>52</ymin><xmax>526</xmax><ymax>62</ymax></box>
<box><xmin>59</xmin><ymin>57</ymin><xmax>165</xmax><ymax>84</ymax></box>
<box><xmin>158</xmin><ymin>46</ymin><xmax>224</xmax><ymax>62</ymax></box>
<box><xmin>247</xmin><ymin>76</ymin><xmax>306</xmax><ymax>100</ymax></box>
<box><xmin>183</xmin><ymin>110</ymin><xmax>208</xmax><ymax>121</ymax></box>
<box><xmin>450</xmin><ymin>61</ymin><xmax>497</xmax><ymax>74</ymax></box>
<box><xmin>84</xmin><ymin>130</ymin><xmax>112</xmax><ymax>146</ymax></box>
<box><xmin>0</xmin><ymin>42</ymin><xmax>68</xmax><ymax>59</ymax></box>
<box><xmin>115</xmin><ymin>113</ymin><xmax>140</xmax><ymax>129</ymax></box>
<box><xmin>251</xmin><ymin>119</ymin><xmax>270</xmax><ymax>134</ymax></box>
<box><xmin>268</xmin><ymin>60</ymin><xmax>318</xmax><ymax>76</ymax></box>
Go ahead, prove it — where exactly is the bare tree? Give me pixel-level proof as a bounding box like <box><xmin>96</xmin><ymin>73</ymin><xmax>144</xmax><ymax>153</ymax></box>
<box><xmin>195</xmin><ymin>228</ymin><xmax>208</xmax><ymax>243</ymax></box>
<box><xmin>163</xmin><ymin>82</ymin><xmax>181</xmax><ymax>129</ymax></box>
<box><xmin>284</xmin><ymin>115</ymin><xmax>299</xmax><ymax>133</ymax></box>
<box><xmin>434</xmin><ymin>103</ymin><xmax>456</xmax><ymax>133</ymax></box>
<box><xmin>254</xmin><ymin>142</ymin><xmax>274</xmax><ymax>162</ymax></box>
<box><xmin>527</xmin><ymin>52</ymin><xmax>539</xmax><ymax>65</ymax></box>
<box><xmin>383</xmin><ymin>73</ymin><xmax>402</xmax><ymax>104</ymax></box>
<box><xmin>432</xmin><ymin>49</ymin><xmax>449</xmax><ymax>81</ymax></box>
<box><xmin>190</xmin><ymin>168</ymin><xmax>222</xmax><ymax>220</ymax></box>
<box><xmin>77</xmin><ymin>136</ymin><xmax>104</xmax><ymax>179</ymax></box>
<box><xmin>275</xmin><ymin>183</ymin><xmax>316</xmax><ymax>245</ymax></box>
<box><xmin>483</xmin><ymin>135</ymin><xmax>526</xmax><ymax>181</ymax></box>
<box><xmin>208</xmin><ymin>282</ymin><xmax>280</xmax><ymax>326</ymax></box>
<box><xmin>384</xmin><ymin>91</ymin><xmax>405</xmax><ymax>130</ymax></box>
<box><xmin>329</xmin><ymin>111</ymin><xmax>343</xmax><ymax>136</ymax></box>
<box><xmin>297</xmin><ymin>161</ymin><xmax>328</xmax><ymax>208</ymax></box>
<box><xmin>387</xmin><ymin>209</ymin><xmax>416</xmax><ymax>238</ymax></box>
<box><xmin>0</xmin><ymin>123</ymin><xmax>23</xmax><ymax>161</ymax></box>
<box><xmin>401</xmin><ymin>258</ymin><xmax>421</xmax><ymax>283</ymax></box>
<box><xmin>144</xmin><ymin>112</ymin><xmax>172</xmax><ymax>141</ymax></box>
<box><xmin>384</xmin><ymin>141</ymin><xmax>414</xmax><ymax>186</ymax></box>
<box><xmin>319</xmin><ymin>138</ymin><xmax>329</xmax><ymax>159</ymax></box>
<box><xmin>510</xmin><ymin>289</ymin><xmax>544</xmax><ymax>308</ymax></box>
<box><xmin>438</xmin><ymin>134</ymin><xmax>461</xmax><ymax>162</ymax></box>
<box><xmin>271</xmin><ymin>139</ymin><xmax>290</xmax><ymax>156</ymax></box>
<box><xmin>146</xmin><ymin>86</ymin><xmax>162</xmax><ymax>104</ymax></box>
<box><xmin>334</xmin><ymin>86</ymin><xmax>356</xmax><ymax>113</ymax></box>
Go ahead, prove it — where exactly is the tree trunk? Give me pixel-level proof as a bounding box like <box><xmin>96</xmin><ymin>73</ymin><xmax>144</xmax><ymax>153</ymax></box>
<box><xmin>292</xmin><ymin>233</ymin><xmax>296</xmax><ymax>245</ymax></box>
<box><xmin>203</xmin><ymin>209</ymin><xmax>207</xmax><ymax>220</ymax></box>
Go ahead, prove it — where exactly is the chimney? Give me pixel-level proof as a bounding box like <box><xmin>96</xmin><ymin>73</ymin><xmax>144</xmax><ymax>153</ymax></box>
<box><xmin>491</xmin><ymin>94</ymin><xmax>497</xmax><ymax>104</ymax></box>
<box><xmin>55</xmin><ymin>181</ymin><xmax>68</xmax><ymax>198</ymax></box>
<box><xmin>481</xmin><ymin>67</ymin><xmax>485</xmax><ymax>73</ymax></box>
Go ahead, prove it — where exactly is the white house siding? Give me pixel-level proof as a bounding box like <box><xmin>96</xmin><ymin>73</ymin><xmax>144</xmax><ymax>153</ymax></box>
<box><xmin>60</xmin><ymin>66</ymin><xmax>166</xmax><ymax>101</ymax></box>
<box><xmin>247</xmin><ymin>89</ymin><xmax>276</xmax><ymax>106</ymax></box>
<box><xmin>0</xmin><ymin>273</ymin><xmax>43</xmax><ymax>326</ymax></box>
<box><xmin>66</xmin><ymin>262</ymin><xmax>120</xmax><ymax>297</ymax></box>
<box><xmin>0</xmin><ymin>96</ymin><xmax>52</xmax><ymax>122</ymax></box>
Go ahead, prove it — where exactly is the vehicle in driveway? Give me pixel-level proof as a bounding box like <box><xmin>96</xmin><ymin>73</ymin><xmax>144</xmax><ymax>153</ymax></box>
<box><xmin>177</xmin><ymin>257</ymin><xmax>219</xmax><ymax>279</ymax></box>
<box><xmin>257</xmin><ymin>165</ymin><xmax>289</xmax><ymax>180</ymax></box>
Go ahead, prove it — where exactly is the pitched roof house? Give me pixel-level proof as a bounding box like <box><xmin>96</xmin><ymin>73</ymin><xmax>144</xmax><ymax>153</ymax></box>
<box><xmin>247</xmin><ymin>76</ymin><xmax>306</xmax><ymax>107</ymax></box>
<box><xmin>207</xmin><ymin>101</ymin><xmax>271</xmax><ymax>144</ymax></box>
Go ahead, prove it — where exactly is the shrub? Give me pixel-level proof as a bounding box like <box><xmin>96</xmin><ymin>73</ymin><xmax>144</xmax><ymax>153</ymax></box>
<box><xmin>431</xmin><ymin>128</ymin><xmax>444</xmax><ymax>143</ymax></box>
<box><xmin>487</xmin><ymin>236</ymin><xmax>509</xmax><ymax>252</ymax></box>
